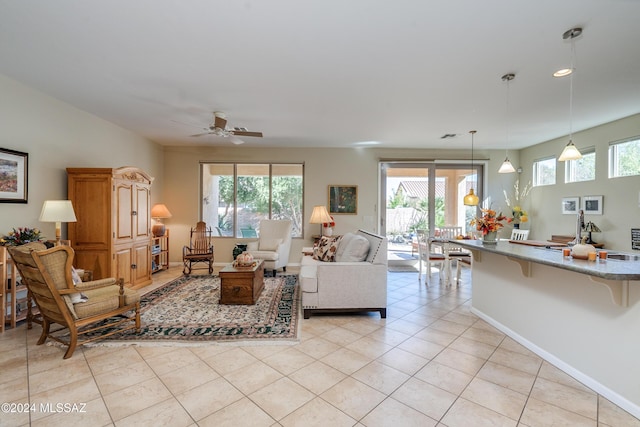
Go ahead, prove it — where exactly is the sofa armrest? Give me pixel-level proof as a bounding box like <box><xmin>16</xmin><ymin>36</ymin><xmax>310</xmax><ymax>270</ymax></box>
<box><xmin>313</xmin><ymin>262</ymin><xmax>387</xmax><ymax>308</ymax></box>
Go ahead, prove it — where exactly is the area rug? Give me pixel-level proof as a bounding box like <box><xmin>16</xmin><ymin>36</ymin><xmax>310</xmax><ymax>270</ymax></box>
<box><xmin>69</xmin><ymin>274</ymin><xmax>300</xmax><ymax>347</ymax></box>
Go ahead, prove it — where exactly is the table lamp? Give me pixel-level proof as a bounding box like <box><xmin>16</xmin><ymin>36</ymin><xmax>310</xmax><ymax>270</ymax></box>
<box><xmin>151</xmin><ymin>203</ymin><xmax>172</xmax><ymax>237</ymax></box>
<box><xmin>583</xmin><ymin>221</ymin><xmax>601</xmax><ymax>244</ymax></box>
<box><xmin>309</xmin><ymin>205</ymin><xmax>332</xmax><ymax>236</ymax></box>
<box><xmin>39</xmin><ymin>200</ymin><xmax>77</xmax><ymax>245</ymax></box>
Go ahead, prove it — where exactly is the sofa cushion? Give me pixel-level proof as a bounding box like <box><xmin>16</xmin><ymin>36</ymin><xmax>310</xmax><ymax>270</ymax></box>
<box><xmin>313</xmin><ymin>235</ymin><xmax>342</xmax><ymax>262</ymax></box>
<box><xmin>335</xmin><ymin>233</ymin><xmax>370</xmax><ymax>262</ymax></box>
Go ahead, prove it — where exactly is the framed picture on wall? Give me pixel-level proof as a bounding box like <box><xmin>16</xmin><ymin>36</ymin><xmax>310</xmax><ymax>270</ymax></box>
<box><xmin>0</xmin><ymin>148</ymin><xmax>28</xmax><ymax>203</ymax></box>
<box><xmin>328</xmin><ymin>185</ymin><xmax>358</xmax><ymax>214</ymax></box>
<box><xmin>561</xmin><ymin>196</ymin><xmax>579</xmax><ymax>215</ymax></box>
<box><xmin>582</xmin><ymin>195</ymin><xmax>603</xmax><ymax>215</ymax></box>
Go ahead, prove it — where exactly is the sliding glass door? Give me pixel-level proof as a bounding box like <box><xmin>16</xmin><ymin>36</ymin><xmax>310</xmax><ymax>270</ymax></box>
<box><xmin>380</xmin><ymin>162</ymin><xmax>482</xmax><ymax>262</ymax></box>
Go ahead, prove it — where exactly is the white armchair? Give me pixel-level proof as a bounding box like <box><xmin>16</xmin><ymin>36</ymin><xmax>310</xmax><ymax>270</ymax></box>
<box><xmin>246</xmin><ymin>219</ymin><xmax>293</xmax><ymax>276</ymax></box>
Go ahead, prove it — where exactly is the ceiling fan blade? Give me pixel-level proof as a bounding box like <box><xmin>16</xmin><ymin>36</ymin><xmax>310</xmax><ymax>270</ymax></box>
<box><xmin>190</xmin><ymin>132</ymin><xmax>211</xmax><ymax>137</ymax></box>
<box><xmin>214</xmin><ymin>115</ymin><xmax>227</xmax><ymax>130</ymax></box>
<box><xmin>231</xmin><ymin>131</ymin><xmax>263</xmax><ymax>137</ymax></box>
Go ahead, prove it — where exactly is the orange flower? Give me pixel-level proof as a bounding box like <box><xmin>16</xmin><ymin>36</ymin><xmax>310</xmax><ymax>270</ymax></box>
<box><xmin>470</xmin><ymin>209</ymin><xmax>508</xmax><ymax>235</ymax></box>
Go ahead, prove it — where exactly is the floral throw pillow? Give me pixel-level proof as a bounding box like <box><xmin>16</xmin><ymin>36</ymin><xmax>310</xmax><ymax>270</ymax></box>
<box><xmin>313</xmin><ymin>235</ymin><xmax>343</xmax><ymax>262</ymax></box>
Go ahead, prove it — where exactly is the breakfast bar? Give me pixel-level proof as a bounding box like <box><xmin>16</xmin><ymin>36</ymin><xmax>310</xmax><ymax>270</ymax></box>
<box><xmin>453</xmin><ymin>239</ymin><xmax>640</xmax><ymax>418</ymax></box>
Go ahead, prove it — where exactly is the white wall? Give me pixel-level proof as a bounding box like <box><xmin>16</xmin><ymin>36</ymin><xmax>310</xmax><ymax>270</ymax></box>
<box><xmin>0</xmin><ymin>74</ymin><xmax>164</xmax><ymax>242</ymax></box>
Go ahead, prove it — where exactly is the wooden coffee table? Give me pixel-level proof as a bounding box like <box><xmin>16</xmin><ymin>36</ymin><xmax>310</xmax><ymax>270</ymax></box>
<box><xmin>219</xmin><ymin>259</ymin><xmax>264</xmax><ymax>304</ymax></box>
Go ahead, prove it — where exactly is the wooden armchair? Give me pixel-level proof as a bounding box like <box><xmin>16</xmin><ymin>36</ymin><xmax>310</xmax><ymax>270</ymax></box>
<box><xmin>183</xmin><ymin>221</ymin><xmax>215</xmax><ymax>275</ymax></box>
<box><xmin>8</xmin><ymin>244</ymin><xmax>140</xmax><ymax>359</ymax></box>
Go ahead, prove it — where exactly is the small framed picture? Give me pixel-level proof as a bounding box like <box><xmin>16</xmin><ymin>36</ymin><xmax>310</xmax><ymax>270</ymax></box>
<box><xmin>0</xmin><ymin>148</ymin><xmax>28</xmax><ymax>203</ymax></box>
<box><xmin>562</xmin><ymin>197</ymin><xmax>579</xmax><ymax>215</ymax></box>
<box><xmin>328</xmin><ymin>185</ymin><xmax>358</xmax><ymax>215</ymax></box>
<box><xmin>582</xmin><ymin>195</ymin><xmax>603</xmax><ymax>215</ymax></box>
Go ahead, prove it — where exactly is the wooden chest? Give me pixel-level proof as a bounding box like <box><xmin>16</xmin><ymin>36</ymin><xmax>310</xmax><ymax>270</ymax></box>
<box><xmin>219</xmin><ymin>260</ymin><xmax>264</xmax><ymax>305</ymax></box>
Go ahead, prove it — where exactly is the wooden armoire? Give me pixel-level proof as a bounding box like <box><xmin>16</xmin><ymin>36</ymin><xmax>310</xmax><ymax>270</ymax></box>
<box><xmin>67</xmin><ymin>167</ymin><xmax>154</xmax><ymax>289</ymax></box>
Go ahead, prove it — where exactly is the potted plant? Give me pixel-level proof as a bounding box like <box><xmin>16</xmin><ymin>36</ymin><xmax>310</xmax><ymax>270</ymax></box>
<box><xmin>470</xmin><ymin>209</ymin><xmax>507</xmax><ymax>244</ymax></box>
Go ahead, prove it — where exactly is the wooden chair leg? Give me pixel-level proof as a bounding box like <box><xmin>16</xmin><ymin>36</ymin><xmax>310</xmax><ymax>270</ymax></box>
<box><xmin>37</xmin><ymin>319</ymin><xmax>50</xmax><ymax>345</ymax></box>
<box><xmin>64</xmin><ymin>329</ymin><xmax>78</xmax><ymax>359</ymax></box>
<box><xmin>134</xmin><ymin>302</ymin><xmax>141</xmax><ymax>331</ymax></box>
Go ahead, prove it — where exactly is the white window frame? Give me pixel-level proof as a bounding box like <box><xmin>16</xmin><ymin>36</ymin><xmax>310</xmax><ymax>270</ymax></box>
<box><xmin>609</xmin><ymin>136</ymin><xmax>640</xmax><ymax>178</ymax></box>
<box><xmin>565</xmin><ymin>146</ymin><xmax>595</xmax><ymax>183</ymax></box>
<box><xmin>533</xmin><ymin>156</ymin><xmax>556</xmax><ymax>187</ymax></box>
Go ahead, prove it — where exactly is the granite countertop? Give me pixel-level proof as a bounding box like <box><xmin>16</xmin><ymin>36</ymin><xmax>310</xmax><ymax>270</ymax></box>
<box><xmin>450</xmin><ymin>239</ymin><xmax>640</xmax><ymax>281</ymax></box>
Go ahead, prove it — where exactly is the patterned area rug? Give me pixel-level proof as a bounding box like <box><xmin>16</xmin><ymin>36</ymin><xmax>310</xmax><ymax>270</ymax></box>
<box><xmin>80</xmin><ymin>274</ymin><xmax>300</xmax><ymax>346</ymax></box>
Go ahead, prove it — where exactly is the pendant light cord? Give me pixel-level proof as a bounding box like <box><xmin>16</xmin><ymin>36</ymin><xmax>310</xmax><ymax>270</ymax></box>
<box><xmin>569</xmin><ymin>35</ymin><xmax>577</xmax><ymax>141</ymax></box>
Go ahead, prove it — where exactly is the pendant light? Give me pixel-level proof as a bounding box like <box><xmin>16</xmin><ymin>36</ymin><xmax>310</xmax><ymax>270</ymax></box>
<box><xmin>498</xmin><ymin>73</ymin><xmax>517</xmax><ymax>173</ymax></box>
<box><xmin>463</xmin><ymin>130</ymin><xmax>480</xmax><ymax>206</ymax></box>
<box><xmin>558</xmin><ymin>27</ymin><xmax>583</xmax><ymax>161</ymax></box>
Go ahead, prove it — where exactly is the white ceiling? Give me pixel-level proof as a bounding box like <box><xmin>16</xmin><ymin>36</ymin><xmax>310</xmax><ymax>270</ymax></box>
<box><xmin>1</xmin><ymin>0</ymin><xmax>639</xmax><ymax>150</ymax></box>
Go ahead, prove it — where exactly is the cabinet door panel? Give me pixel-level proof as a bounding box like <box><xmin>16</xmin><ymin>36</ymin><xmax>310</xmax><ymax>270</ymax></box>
<box><xmin>133</xmin><ymin>243</ymin><xmax>151</xmax><ymax>285</ymax></box>
<box><xmin>113</xmin><ymin>247</ymin><xmax>132</xmax><ymax>284</ymax></box>
<box><xmin>115</xmin><ymin>182</ymin><xmax>133</xmax><ymax>241</ymax></box>
<box><xmin>135</xmin><ymin>185</ymin><xmax>150</xmax><ymax>238</ymax></box>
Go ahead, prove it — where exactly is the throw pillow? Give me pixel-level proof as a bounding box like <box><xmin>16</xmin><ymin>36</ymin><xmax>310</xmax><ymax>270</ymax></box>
<box><xmin>259</xmin><ymin>238</ymin><xmax>282</xmax><ymax>251</ymax></box>
<box><xmin>71</xmin><ymin>267</ymin><xmax>82</xmax><ymax>284</ymax></box>
<box><xmin>313</xmin><ymin>235</ymin><xmax>343</xmax><ymax>262</ymax></box>
<box><xmin>335</xmin><ymin>234</ymin><xmax>370</xmax><ymax>262</ymax></box>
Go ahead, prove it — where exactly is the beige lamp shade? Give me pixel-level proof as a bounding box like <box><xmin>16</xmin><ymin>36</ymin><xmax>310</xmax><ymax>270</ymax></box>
<box><xmin>39</xmin><ymin>200</ymin><xmax>77</xmax><ymax>244</ymax></box>
<box><xmin>151</xmin><ymin>203</ymin><xmax>172</xmax><ymax>237</ymax></box>
<box><xmin>151</xmin><ymin>203</ymin><xmax>172</xmax><ymax>219</ymax></box>
<box><xmin>558</xmin><ymin>141</ymin><xmax>583</xmax><ymax>161</ymax></box>
<box><xmin>309</xmin><ymin>205</ymin><xmax>332</xmax><ymax>235</ymax></box>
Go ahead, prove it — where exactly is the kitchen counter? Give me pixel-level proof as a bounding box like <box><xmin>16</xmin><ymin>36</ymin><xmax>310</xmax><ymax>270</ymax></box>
<box><xmin>451</xmin><ymin>239</ymin><xmax>640</xmax><ymax>418</ymax></box>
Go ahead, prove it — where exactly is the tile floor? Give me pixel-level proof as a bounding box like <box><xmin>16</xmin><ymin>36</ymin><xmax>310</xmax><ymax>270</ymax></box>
<box><xmin>1</xmin><ymin>265</ymin><xmax>639</xmax><ymax>426</ymax></box>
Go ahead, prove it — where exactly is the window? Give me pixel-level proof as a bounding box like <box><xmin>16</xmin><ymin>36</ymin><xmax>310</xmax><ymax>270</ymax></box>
<box><xmin>565</xmin><ymin>146</ymin><xmax>595</xmax><ymax>183</ymax></box>
<box><xmin>609</xmin><ymin>136</ymin><xmax>640</xmax><ymax>178</ymax></box>
<box><xmin>201</xmin><ymin>163</ymin><xmax>304</xmax><ymax>238</ymax></box>
<box><xmin>533</xmin><ymin>157</ymin><xmax>556</xmax><ymax>186</ymax></box>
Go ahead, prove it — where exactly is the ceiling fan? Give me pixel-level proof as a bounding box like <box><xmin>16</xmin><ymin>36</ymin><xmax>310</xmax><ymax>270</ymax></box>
<box><xmin>190</xmin><ymin>112</ymin><xmax>263</xmax><ymax>144</ymax></box>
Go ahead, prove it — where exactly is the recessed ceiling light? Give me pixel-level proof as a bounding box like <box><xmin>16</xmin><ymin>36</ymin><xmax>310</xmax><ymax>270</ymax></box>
<box><xmin>554</xmin><ymin>68</ymin><xmax>573</xmax><ymax>77</ymax></box>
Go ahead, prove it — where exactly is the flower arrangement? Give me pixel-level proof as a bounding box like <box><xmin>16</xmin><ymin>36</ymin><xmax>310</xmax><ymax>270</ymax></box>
<box><xmin>470</xmin><ymin>209</ymin><xmax>507</xmax><ymax>235</ymax></box>
<box><xmin>1</xmin><ymin>227</ymin><xmax>44</xmax><ymax>246</ymax></box>
<box><xmin>509</xmin><ymin>206</ymin><xmax>528</xmax><ymax>225</ymax></box>
<box><xmin>323</xmin><ymin>216</ymin><xmax>335</xmax><ymax>228</ymax></box>
<box><xmin>503</xmin><ymin>179</ymin><xmax>532</xmax><ymax>224</ymax></box>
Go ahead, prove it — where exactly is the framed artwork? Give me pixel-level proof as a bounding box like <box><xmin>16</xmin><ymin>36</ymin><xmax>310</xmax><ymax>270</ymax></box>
<box><xmin>582</xmin><ymin>195</ymin><xmax>603</xmax><ymax>215</ymax></box>
<box><xmin>328</xmin><ymin>185</ymin><xmax>358</xmax><ymax>215</ymax></box>
<box><xmin>561</xmin><ymin>196</ymin><xmax>579</xmax><ymax>215</ymax></box>
<box><xmin>0</xmin><ymin>148</ymin><xmax>28</xmax><ymax>203</ymax></box>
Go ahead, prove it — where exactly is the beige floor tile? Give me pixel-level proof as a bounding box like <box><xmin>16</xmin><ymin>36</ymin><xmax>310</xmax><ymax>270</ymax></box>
<box><xmin>520</xmin><ymin>397</ymin><xmax>596</xmax><ymax>427</ymax></box>
<box><xmin>391</xmin><ymin>377</ymin><xmax>457</xmax><ymax>420</ymax></box>
<box><xmin>397</xmin><ymin>336</ymin><xmax>445</xmax><ymax>360</ymax></box>
<box><xmin>103</xmin><ymin>377</ymin><xmax>173</xmax><ymax>421</ymax></box>
<box><xmin>441</xmin><ymin>398</ymin><xmax>517</xmax><ymax>427</ymax></box>
<box><xmin>321</xmin><ymin>326</ymin><xmax>365</xmax><ymax>346</ymax></box>
<box><xmin>476</xmin><ymin>361</ymin><xmax>536</xmax><ymax>395</ymax></box>
<box><xmin>537</xmin><ymin>361</ymin><xmax>593</xmax><ymax>394</ymax></box>
<box><xmin>441</xmin><ymin>311</ymin><xmax>477</xmax><ymax>327</ymax></box>
<box><xmin>346</xmin><ymin>335</ymin><xmax>393</xmax><ymax>359</ymax></box>
<box><xmin>288</xmin><ymin>360</ymin><xmax>347</xmax><ymax>395</ymax></box>
<box><xmin>0</xmin><ymin>374</ymin><xmax>28</xmax><ymax>402</ymax></box>
<box><xmin>340</xmin><ymin>317</ymin><xmax>386</xmax><ymax>335</ymax></box>
<box><xmin>461</xmin><ymin>377</ymin><xmax>527</xmax><ymax>420</ymax></box>
<box><xmin>530</xmin><ymin>377</ymin><xmax>597</xmax><ymax>420</ymax></box>
<box><xmin>262</xmin><ymin>347</ymin><xmax>315</xmax><ymax>375</ymax></box>
<box><xmin>85</xmin><ymin>346</ymin><xmax>145</xmax><ymax>376</ymax></box>
<box><xmin>114</xmin><ymin>397</ymin><xmax>194</xmax><ymax>427</ymax></box>
<box><xmin>598</xmin><ymin>396</ymin><xmax>640</xmax><ymax>427</ymax></box>
<box><xmin>400</xmin><ymin>311</ymin><xmax>439</xmax><ymax>327</ymax></box>
<box><xmin>198</xmin><ymin>397</ymin><xmax>274</xmax><ymax>427</ymax></box>
<box><xmin>295</xmin><ymin>336</ymin><xmax>341</xmax><ymax>358</ymax></box>
<box><xmin>30</xmin><ymin>396</ymin><xmax>112</xmax><ymax>427</ymax></box>
<box><xmin>176</xmin><ymin>377</ymin><xmax>243</xmax><ymax>421</ymax></box>
<box><xmin>497</xmin><ymin>336</ymin><xmax>537</xmax><ymax>357</ymax></box>
<box><xmin>321</xmin><ymin>377</ymin><xmax>387</xmax><ymax>419</ymax></box>
<box><xmin>201</xmin><ymin>347</ymin><xmax>258</xmax><ymax>375</ymax></box>
<box><xmin>93</xmin><ymin>359</ymin><xmax>157</xmax><ymax>395</ymax></box>
<box><xmin>432</xmin><ymin>348</ymin><xmax>486</xmax><ymax>377</ymax></box>
<box><xmin>29</xmin><ymin>376</ymin><xmax>102</xmax><ymax>422</ymax></box>
<box><xmin>460</xmin><ymin>325</ymin><xmax>505</xmax><ymax>346</ymax></box>
<box><xmin>28</xmin><ymin>358</ymin><xmax>93</xmax><ymax>395</ymax></box>
<box><xmin>413</xmin><ymin>326</ymin><xmax>458</xmax><ymax>347</ymax></box>
<box><xmin>133</xmin><ymin>345</ymin><xmax>178</xmax><ymax>359</ymax></box>
<box><xmin>360</xmin><ymin>397</ymin><xmax>438</xmax><ymax>427</ymax></box>
<box><xmin>367</xmin><ymin>327</ymin><xmax>412</xmax><ymax>347</ymax></box>
<box><xmin>385</xmin><ymin>318</ymin><xmax>428</xmax><ymax>335</ymax></box>
<box><xmin>157</xmin><ymin>359</ymin><xmax>220</xmax><ymax>395</ymax></box>
<box><xmin>320</xmin><ymin>347</ymin><xmax>372</xmax><ymax>375</ymax></box>
<box><xmin>489</xmin><ymin>347</ymin><xmax>542</xmax><ymax>376</ymax></box>
<box><xmin>224</xmin><ymin>360</ymin><xmax>283</xmax><ymax>395</ymax></box>
<box><xmin>352</xmin><ymin>360</ymin><xmax>411</xmax><ymax>395</ymax></box>
<box><xmin>240</xmin><ymin>344</ymin><xmax>287</xmax><ymax>360</ymax></box>
<box><xmin>377</xmin><ymin>348</ymin><xmax>429</xmax><ymax>376</ymax></box>
<box><xmin>414</xmin><ymin>361</ymin><xmax>473</xmax><ymax>395</ymax></box>
<box><xmin>143</xmin><ymin>347</ymin><xmax>202</xmax><ymax>376</ymax></box>
<box><xmin>449</xmin><ymin>336</ymin><xmax>497</xmax><ymax>359</ymax></box>
<box><xmin>248</xmin><ymin>377</ymin><xmax>315</xmax><ymax>421</ymax></box>
<box><xmin>280</xmin><ymin>396</ymin><xmax>356</xmax><ymax>427</ymax></box>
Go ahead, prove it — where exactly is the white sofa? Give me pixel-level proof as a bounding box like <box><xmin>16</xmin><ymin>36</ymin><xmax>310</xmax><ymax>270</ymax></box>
<box><xmin>300</xmin><ymin>229</ymin><xmax>387</xmax><ymax>319</ymax></box>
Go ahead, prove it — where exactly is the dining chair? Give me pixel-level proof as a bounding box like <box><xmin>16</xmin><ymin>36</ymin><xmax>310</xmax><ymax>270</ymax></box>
<box><xmin>416</xmin><ymin>230</ymin><xmax>445</xmax><ymax>285</ymax></box>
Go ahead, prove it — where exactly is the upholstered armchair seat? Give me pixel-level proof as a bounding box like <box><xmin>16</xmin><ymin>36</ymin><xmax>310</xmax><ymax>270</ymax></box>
<box><xmin>245</xmin><ymin>219</ymin><xmax>293</xmax><ymax>276</ymax></box>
